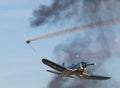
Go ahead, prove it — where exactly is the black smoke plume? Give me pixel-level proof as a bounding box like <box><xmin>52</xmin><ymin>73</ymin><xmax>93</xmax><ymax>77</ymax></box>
<box><xmin>30</xmin><ymin>0</ymin><xmax>80</xmax><ymax>27</ymax></box>
<box><xmin>31</xmin><ymin>0</ymin><xmax>120</xmax><ymax>88</ymax></box>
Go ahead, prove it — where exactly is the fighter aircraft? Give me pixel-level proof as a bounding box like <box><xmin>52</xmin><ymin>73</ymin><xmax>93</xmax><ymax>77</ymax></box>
<box><xmin>42</xmin><ymin>58</ymin><xmax>111</xmax><ymax>80</ymax></box>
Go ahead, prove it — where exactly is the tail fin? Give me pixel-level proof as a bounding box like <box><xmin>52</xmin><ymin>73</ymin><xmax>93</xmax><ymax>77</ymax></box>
<box><xmin>62</xmin><ymin>63</ymin><xmax>65</xmax><ymax>67</ymax></box>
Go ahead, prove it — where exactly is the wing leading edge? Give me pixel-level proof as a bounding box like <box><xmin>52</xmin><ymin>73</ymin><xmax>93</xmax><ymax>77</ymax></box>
<box><xmin>42</xmin><ymin>58</ymin><xmax>66</xmax><ymax>72</ymax></box>
<box><xmin>76</xmin><ymin>73</ymin><xmax>111</xmax><ymax>80</ymax></box>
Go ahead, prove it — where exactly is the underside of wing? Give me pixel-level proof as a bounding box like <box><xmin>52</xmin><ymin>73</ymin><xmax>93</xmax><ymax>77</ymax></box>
<box><xmin>47</xmin><ymin>70</ymin><xmax>61</xmax><ymax>74</ymax></box>
<box><xmin>76</xmin><ymin>73</ymin><xmax>111</xmax><ymax>80</ymax></box>
<box><xmin>47</xmin><ymin>70</ymin><xmax>74</xmax><ymax>78</ymax></box>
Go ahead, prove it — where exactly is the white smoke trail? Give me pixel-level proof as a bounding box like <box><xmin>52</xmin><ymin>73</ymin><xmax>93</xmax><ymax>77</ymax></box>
<box><xmin>28</xmin><ymin>18</ymin><xmax>120</xmax><ymax>42</ymax></box>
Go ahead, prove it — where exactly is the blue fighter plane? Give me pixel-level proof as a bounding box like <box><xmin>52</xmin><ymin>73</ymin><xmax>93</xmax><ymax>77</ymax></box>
<box><xmin>42</xmin><ymin>58</ymin><xmax>111</xmax><ymax>80</ymax></box>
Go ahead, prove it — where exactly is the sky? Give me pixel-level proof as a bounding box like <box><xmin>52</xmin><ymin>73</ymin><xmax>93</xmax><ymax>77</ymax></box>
<box><xmin>0</xmin><ymin>0</ymin><xmax>62</xmax><ymax>88</ymax></box>
<box><xmin>0</xmin><ymin>0</ymin><xmax>120</xmax><ymax>88</ymax></box>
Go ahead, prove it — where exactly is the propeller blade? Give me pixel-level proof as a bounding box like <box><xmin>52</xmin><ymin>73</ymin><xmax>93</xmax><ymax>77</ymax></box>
<box><xmin>23</xmin><ymin>33</ymin><xmax>27</xmax><ymax>41</ymax></box>
<box><xmin>29</xmin><ymin>43</ymin><xmax>35</xmax><ymax>52</ymax></box>
<box><xmin>23</xmin><ymin>33</ymin><xmax>35</xmax><ymax>52</ymax></box>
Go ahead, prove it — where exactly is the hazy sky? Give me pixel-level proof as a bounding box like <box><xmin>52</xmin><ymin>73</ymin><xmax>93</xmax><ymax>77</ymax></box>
<box><xmin>0</xmin><ymin>0</ymin><xmax>120</xmax><ymax>88</ymax></box>
<box><xmin>0</xmin><ymin>0</ymin><xmax>61</xmax><ymax>88</ymax></box>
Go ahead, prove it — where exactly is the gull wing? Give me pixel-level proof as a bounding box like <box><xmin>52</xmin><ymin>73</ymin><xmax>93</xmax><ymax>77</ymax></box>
<box><xmin>76</xmin><ymin>73</ymin><xmax>111</xmax><ymax>80</ymax></box>
<box><xmin>42</xmin><ymin>59</ymin><xmax>66</xmax><ymax>72</ymax></box>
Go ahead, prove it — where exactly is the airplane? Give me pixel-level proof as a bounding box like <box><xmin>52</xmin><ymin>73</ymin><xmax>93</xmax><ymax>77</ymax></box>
<box><xmin>42</xmin><ymin>58</ymin><xmax>111</xmax><ymax>80</ymax></box>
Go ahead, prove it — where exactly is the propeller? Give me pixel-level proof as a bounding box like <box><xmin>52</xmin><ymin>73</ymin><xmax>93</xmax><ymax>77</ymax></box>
<box><xmin>23</xmin><ymin>33</ymin><xmax>35</xmax><ymax>52</ymax></box>
<box><xmin>81</xmin><ymin>62</ymin><xmax>96</xmax><ymax>68</ymax></box>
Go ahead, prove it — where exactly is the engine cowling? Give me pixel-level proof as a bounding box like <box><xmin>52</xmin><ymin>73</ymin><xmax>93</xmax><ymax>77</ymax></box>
<box><xmin>81</xmin><ymin>62</ymin><xmax>87</xmax><ymax>69</ymax></box>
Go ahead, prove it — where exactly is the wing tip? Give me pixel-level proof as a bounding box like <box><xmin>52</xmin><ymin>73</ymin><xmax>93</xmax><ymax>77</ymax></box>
<box><xmin>105</xmin><ymin>76</ymin><xmax>111</xmax><ymax>80</ymax></box>
<box><xmin>42</xmin><ymin>58</ymin><xmax>47</xmax><ymax>63</ymax></box>
<box><xmin>91</xmin><ymin>76</ymin><xmax>111</xmax><ymax>80</ymax></box>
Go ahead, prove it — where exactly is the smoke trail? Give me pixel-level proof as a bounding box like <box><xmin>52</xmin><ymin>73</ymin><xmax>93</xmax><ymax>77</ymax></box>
<box><xmin>28</xmin><ymin>18</ymin><xmax>120</xmax><ymax>42</ymax></box>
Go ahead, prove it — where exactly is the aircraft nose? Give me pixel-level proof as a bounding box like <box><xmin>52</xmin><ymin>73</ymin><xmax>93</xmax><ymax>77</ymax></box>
<box><xmin>81</xmin><ymin>62</ymin><xmax>87</xmax><ymax>68</ymax></box>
